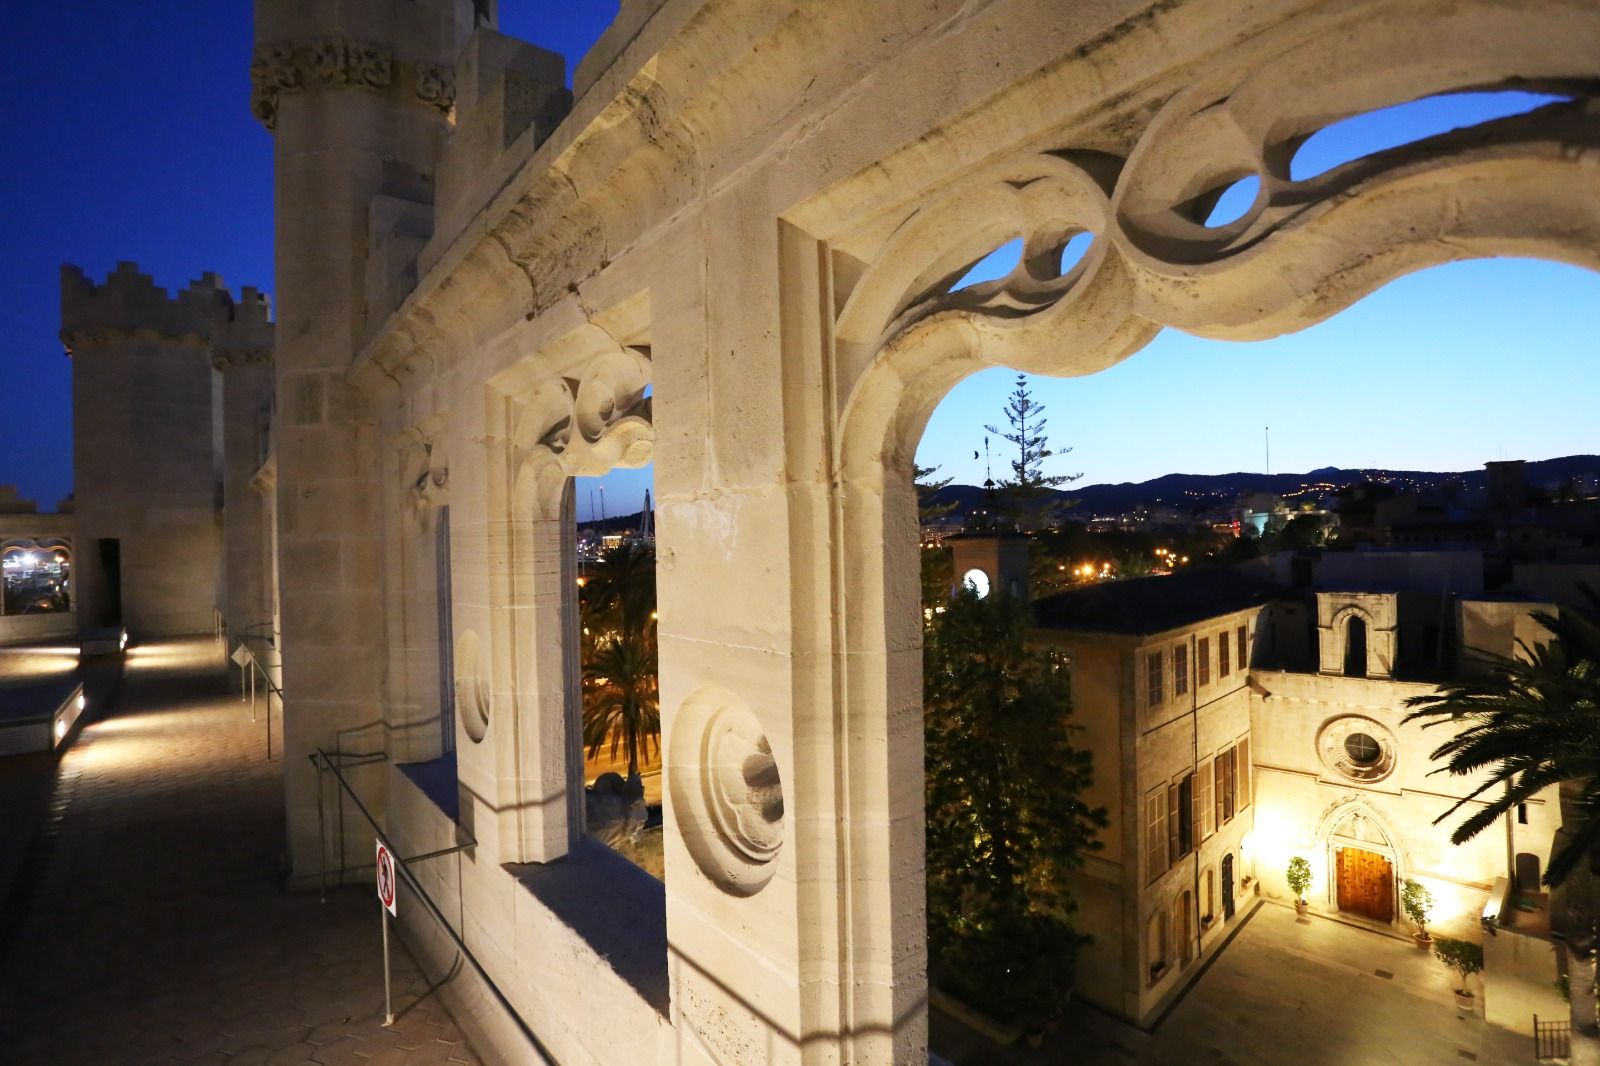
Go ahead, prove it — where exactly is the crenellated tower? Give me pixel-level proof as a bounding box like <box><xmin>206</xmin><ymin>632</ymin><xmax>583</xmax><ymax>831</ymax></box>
<box><xmin>62</xmin><ymin>262</ymin><xmax>274</xmax><ymax>638</ymax></box>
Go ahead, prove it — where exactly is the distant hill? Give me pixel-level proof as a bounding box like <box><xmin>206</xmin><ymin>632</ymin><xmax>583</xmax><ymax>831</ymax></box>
<box><xmin>923</xmin><ymin>454</ymin><xmax>1600</xmax><ymax>521</ymax></box>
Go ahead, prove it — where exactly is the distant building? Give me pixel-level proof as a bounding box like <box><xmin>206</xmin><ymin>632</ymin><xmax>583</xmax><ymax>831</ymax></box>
<box><xmin>1030</xmin><ymin>556</ymin><xmax>1571</xmax><ymax>1028</ymax></box>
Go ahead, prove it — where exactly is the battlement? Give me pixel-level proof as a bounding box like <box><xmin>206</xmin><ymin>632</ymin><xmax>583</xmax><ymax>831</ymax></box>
<box><xmin>61</xmin><ymin>261</ymin><xmax>274</xmax><ymax>355</ymax></box>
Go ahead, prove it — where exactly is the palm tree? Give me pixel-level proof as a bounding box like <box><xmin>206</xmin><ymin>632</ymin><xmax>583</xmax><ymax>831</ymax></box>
<box><xmin>580</xmin><ymin>540</ymin><xmax>660</xmax><ymax>779</ymax></box>
<box><xmin>582</xmin><ymin>632</ymin><xmax>660</xmax><ymax>779</ymax></box>
<box><xmin>582</xmin><ymin>539</ymin><xmax>656</xmax><ymax>643</ymax></box>
<box><xmin>1402</xmin><ymin>588</ymin><xmax>1600</xmax><ymax>1063</ymax></box>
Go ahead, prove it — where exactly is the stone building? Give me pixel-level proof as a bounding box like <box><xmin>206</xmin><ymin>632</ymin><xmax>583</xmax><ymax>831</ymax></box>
<box><xmin>1032</xmin><ymin>569</ymin><xmax>1277</xmax><ymax>1026</ymax></box>
<box><xmin>1033</xmin><ymin>558</ymin><xmax>1571</xmax><ymax>1030</ymax></box>
<box><xmin>61</xmin><ymin>263</ymin><xmax>275</xmax><ymax>641</ymax></box>
<box><xmin>58</xmin><ymin>0</ymin><xmax>1587</xmax><ymax>1061</ymax></box>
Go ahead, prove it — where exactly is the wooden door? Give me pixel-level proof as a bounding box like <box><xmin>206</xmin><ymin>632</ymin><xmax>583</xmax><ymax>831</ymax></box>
<box><xmin>1336</xmin><ymin>847</ymin><xmax>1394</xmax><ymax>921</ymax></box>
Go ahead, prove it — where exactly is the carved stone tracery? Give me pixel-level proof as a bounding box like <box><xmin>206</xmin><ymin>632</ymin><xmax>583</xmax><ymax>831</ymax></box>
<box><xmin>836</xmin><ymin>73</ymin><xmax>1600</xmax><ymax>459</ymax></box>
<box><xmin>250</xmin><ymin>38</ymin><xmax>445</xmax><ymax>129</ymax></box>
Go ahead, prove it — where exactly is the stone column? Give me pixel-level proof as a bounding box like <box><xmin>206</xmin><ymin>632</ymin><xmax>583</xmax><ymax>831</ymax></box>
<box><xmin>253</xmin><ymin>2</ymin><xmax>465</xmax><ymax>884</ymax></box>
<box><xmin>214</xmin><ymin>295</ymin><xmax>275</xmax><ymax>644</ymax></box>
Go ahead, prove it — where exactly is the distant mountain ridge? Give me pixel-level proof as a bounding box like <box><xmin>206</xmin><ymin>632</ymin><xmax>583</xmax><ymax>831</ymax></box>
<box><xmin>924</xmin><ymin>454</ymin><xmax>1600</xmax><ymax>520</ymax></box>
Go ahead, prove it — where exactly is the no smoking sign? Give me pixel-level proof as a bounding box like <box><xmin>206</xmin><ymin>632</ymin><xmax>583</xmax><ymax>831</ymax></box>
<box><xmin>376</xmin><ymin>841</ymin><xmax>398</xmax><ymax>916</ymax></box>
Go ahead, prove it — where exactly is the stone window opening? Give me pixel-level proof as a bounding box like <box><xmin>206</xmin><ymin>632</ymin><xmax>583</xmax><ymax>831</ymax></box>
<box><xmin>1197</xmin><ymin>637</ymin><xmax>1210</xmax><ymax>686</ymax></box>
<box><xmin>1147</xmin><ymin>648</ymin><xmax>1165</xmax><ymax>707</ymax></box>
<box><xmin>1344</xmin><ymin>615</ymin><xmax>1368</xmax><ymax>677</ymax></box>
<box><xmin>1147</xmin><ymin>912</ymin><xmax>1168</xmax><ymax>985</ymax></box>
<box><xmin>1173</xmin><ymin>643</ymin><xmax>1189</xmax><ymax>698</ymax></box>
<box><xmin>1218</xmin><ymin>630</ymin><xmax>1230</xmax><ymax>677</ymax></box>
<box><xmin>1146</xmin><ymin>786</ymin><xmax>1169</xmax><ymax>883</ymax></box>
<box><xmin>572</xmin><ymin>473</ymin><xmax>662</xmax><ymax>881</ymax></box>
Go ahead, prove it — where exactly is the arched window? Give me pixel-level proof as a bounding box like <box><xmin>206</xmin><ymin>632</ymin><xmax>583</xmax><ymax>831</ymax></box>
<box><xmin>1175</xmin><ymin>890</ymin><xmax>1193</xmax><ymax>966</ymax></box>
<box><xmin>1147</xmin><ymin>911</ymin><xmax>1168</xmax><ymax>983</ymax></box>
<box><xmin>1344</xmin><ymin>615</ymin><xmax>1368</xmax><ymax>677</ymax></box>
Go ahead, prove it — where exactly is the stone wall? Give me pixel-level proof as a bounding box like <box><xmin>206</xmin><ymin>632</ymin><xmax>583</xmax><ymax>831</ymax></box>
<box><xmin>251</xmin><ymin>0</ymin><xmax>1600</xmax><ymax>1060</ymax></box>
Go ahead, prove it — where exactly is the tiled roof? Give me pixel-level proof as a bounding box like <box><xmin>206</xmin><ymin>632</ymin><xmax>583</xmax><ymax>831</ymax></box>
<box><xmin>1032</xmin><ymin>567</ymin><xmax>1295</xmax><ymax>635</ymax></box>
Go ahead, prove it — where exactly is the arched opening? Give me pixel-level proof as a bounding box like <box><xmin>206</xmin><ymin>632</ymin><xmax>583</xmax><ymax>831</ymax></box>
<box><xmin>573</xmin><ymin>470</ymin><xmax>661</xmax><ymax>879</ymax></box>
<box><xmin>825</xmin><ymin>47</ymin><xmax>1600</xmax><ymax>1052</ymax></box>
<box><xmin>1517</xmin><ymin>852</ymin><xmax>1543</xmax><ymax>893</ymax></box>
<box><xmin>1175</xmin><ymin>889</ymin><xmax>1194</xmax><ymax>966</ymax></box>
<box><xmin>1344</xmin><ymin>615</ymin><xmax>1368</xmax><ymax>677</ymax></box>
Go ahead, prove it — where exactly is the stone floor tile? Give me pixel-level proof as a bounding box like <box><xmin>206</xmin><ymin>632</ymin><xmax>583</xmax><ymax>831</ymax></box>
<box><xmin>0</xmin><ymin>640</ymin><xmax>483</xmax><ymax>1066</ymax></box>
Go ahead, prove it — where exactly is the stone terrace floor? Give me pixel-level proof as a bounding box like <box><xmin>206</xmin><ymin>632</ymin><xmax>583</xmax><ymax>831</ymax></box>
<box><xmin>0</xmin><ymin>638</ymin><xmax>483</xmax><ymax>1066</ymax></box>
<box><xmin>933</xmin><ymin>901</ymin><xmax>1537</xmax><ymax>1065</ymax></box>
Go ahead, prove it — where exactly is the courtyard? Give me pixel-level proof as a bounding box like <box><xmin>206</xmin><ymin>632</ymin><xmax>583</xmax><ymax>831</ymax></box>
<box><xmin>933</xmin><ymin>902</ymin><xmax>1536</xmax><ymax>1065</ymax></box>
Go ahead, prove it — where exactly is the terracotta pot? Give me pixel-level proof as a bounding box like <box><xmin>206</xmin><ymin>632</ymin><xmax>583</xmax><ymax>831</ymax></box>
<box><xmin>1294</xmin><ymin>899</ymin><xmax>1308</xmax><ymax>916</ymax></box>
<box><xmin>1024</xmin><ymin>1027</ymin><xmax>1046</xmax><ymax>1048</ymax></box>
<box><xmin>1454</xmin><ymin>989</ymin><xmax>1475</xmax><ymax>1017</ymax></box>
<box><xmin>1412</xmin><ymin>932</ymin><xmax>1434</xmax><ymax>951</ymax></box>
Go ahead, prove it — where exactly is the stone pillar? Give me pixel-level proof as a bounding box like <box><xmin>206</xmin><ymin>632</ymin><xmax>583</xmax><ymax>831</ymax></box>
<box><xmin>655</xmin><ymin>200</ymin><xmax>926</xmax><ymax>1063</ymax></box>
<box><xmin>253</xmin><ymin>1</ymin><xmax>467</xmax><ymax>884</ymax></box>
<box><xmin>214</xmin><ymin>293</ymin><xmax>275</xmax><ymax>643</ymax></box>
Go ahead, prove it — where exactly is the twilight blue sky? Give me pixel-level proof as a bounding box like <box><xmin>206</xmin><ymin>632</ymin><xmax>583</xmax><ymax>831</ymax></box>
<box><xmin>2</xmin><ymin>7</ymin><xmax>1593</xmax><ymax>522</ymax></box>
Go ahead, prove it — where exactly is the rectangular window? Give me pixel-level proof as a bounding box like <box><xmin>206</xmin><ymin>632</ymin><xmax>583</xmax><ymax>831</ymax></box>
<box><xmin>1195</xmin><ymin>759</ymin><xmax>1215</xmax><ymax>840</ymax></box>
<box><xmin>1197</xmin><ymin>637</ymin><xmax>1210</xmax><ymax>687</ymax></box>
<box><xmin>1219</xmin><ymin>747</ymin><xmax>1236</xmax><ymax>823</ymax></box>
<box><xmin>1219</xmin><ymin>631</ymin><xmax>1231</xmax><ymax>677</ymax></box>
<box><xmin>1146</xmin><ymin>787</ymin><xmax>1169</xmax><ymax>883</ymax></box>
<box><xmin>1178</xmin><ymin>775</ymin><xmax>1194</xmax><ymax>858</ymax></box>
<box><xmin>1173</xmin><ymin>644</ymin><xmax>1189</xmax><ymax>698</ymax></box>
<box><xmin>1228</xmin><ymin>742</ymin><xmax>1241</xmax><ymax>816</ymax></box>
<box><xmin>1214</xmin><ymin>754</ymin><xmax>1226</xmax><ymax>829</ymax></box>
<box><xmin>1238</xmin><ymin>737</ymin><xmax>1251</xmax><ymax>810</ymax></box>
<box><xmin>1237</xmin><ymin>625</ymin><xmax>1248</xmax><ymax>671</ymax></box>
<box><xmin>1147</xmin><ymin>650</ymin><xmax>1164</xmax><ymax>707</ymax></box>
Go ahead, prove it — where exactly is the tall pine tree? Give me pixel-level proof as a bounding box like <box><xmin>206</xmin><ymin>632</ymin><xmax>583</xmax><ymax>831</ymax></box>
<box><xmin>984</xmin><ymin>373</ymin><xmax>1081</xmax><ymax>530</ymax></box>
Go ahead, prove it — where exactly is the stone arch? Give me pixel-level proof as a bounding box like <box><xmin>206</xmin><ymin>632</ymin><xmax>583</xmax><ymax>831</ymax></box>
<box><xmin>824</xmin><ymin>24</ymin><xmax>1600</xmax><ymax>1053</ymax></box>
<box><xmin>1330</xmin><ymin>604</ymin><xmax>1375</xmax><ymax>678</ymax></box>
<box><xmin>1312</xmin><ymin>797</ymin><xmax>1408</xmax><ymax>918</ymax></box>
<box><xmin>475</xmin><ymin>318</ymin><xmax>653</xmax><ymax>864</ymax></box>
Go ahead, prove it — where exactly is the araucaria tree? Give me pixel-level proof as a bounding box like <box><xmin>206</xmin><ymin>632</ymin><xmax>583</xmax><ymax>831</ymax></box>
<box><xmin>984</xmin><ymin>373</ymin><xmax>1081</xmax><ymax>530</ymax></box>
<box><xmin>923</xmin><ymin>587</ymin><xmax>1107</xmax><ymax>1028</ymax></box>
<box><xmin>1402</xmin><ymin>588</ymin><xmax>1600</xmax><ymax>1064</ymax></box>
<box><xmin>580</xmin><ymin>540</ymin><xmax>660</xmax><ymax>778</ymax></box>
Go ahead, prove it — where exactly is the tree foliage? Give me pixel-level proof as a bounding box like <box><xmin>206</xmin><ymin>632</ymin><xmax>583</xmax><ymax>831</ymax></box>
<box><xmin>984</xmin><ymin>374</ymin><xmax>1081</xmax><ymax>530</ymax></box>
<box><xmin>1401</xmin><ymin>588</ymin><xmax>1600</xmax><ymax>887</ymax></box>
<box><xmin>580</xmin><ymin>540</ymin><xmax>660</xmax><ymax>779</ymax></box>
<box><xmin>1403</xmin><ymin>586</ymin><xmax>1600</xmax><ymax>1058</ymax></box>
<box><xmin>923</xmin><ymin>588</ymin><xmax>1107</xmax><ymax>1025</ymax></box>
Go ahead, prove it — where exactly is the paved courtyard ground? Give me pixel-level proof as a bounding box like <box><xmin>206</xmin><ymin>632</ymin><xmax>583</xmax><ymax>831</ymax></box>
<box><xmin>0</xmin><ymin>638</ymin><xmax>483</xmax><ymax>1066</ymax></box>
<box><xmin>933</xmin><ymin>901</ymin><xmax>1537</xmax><ymax>1065</ymax></box>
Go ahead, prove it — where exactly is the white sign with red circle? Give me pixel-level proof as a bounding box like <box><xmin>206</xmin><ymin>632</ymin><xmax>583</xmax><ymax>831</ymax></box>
<box><xmin>376</xmin><ymin>841</ymin><xmax>397</xmax><ymax>916</ymax></box>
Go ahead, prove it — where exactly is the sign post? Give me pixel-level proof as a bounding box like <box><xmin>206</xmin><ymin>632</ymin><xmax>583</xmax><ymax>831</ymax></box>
<box><xmin>376</xmin><ymin>840</ymin><xmax>397</xmax><ymax>1026</ymax></box>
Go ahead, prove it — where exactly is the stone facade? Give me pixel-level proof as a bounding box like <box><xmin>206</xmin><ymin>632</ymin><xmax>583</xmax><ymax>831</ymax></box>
<box><xmin>1040</xmin><ymin>567</ymin><xmax>1569</xmax><ymax>1030</ymax></box>
<box><xmin>239</xmin><ymin>0</ymin><xmax>1600</xmax><ymax>1061</ymax></box>
<box><xmin>1036</xmin><ymin>602</ymin><xmax>1260</xmax><ymax>1026</ymax></box>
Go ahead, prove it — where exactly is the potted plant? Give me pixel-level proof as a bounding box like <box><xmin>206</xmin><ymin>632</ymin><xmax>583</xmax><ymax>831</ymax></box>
<box><xmin>1286</xmin><ymin>856</ymin><xmax>1312</xmax><ymax>916</ymax></box>
<box><xmin>1401</xmin><ymin>878</ymin><xmax>1434</xmax><ymax>949</ymax></box>
<box><xmin>1433</xmin><ymin>937</ymin><xmax>1484</xmax><ymax>1016</ymax></box>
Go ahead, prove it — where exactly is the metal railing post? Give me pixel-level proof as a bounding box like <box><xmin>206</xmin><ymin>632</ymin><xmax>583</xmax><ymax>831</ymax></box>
<box><xmin>316</xmin><ymin>753</ymin><xmax>327</xmax><ymax>904</ymax></box>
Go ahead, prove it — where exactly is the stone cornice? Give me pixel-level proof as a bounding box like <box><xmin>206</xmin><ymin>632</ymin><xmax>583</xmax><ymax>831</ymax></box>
<box><xmin>62</xmin><ymin>327</ymin><xmax>212</xmax><ymax>354</ymax></box>
<box><xmin>250</xmin><ymin>38</ymin><xmax>455</xmax><ymax>130</ymax></box>
<box><xmin>212</xmin><ymin>346</ymin><xmax>275</xmax><ymax>370</ymax></box>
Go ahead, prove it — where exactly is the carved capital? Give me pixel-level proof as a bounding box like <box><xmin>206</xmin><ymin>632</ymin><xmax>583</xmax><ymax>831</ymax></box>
<box><xmin>415</xmin><ymin>64</ymin><xmax>456</xmax><ymax>116</ymax></box>
<box><xmin>250</xmin><ymin>38</ymin><xmax>419</xmax><ymax>130</ymax></box>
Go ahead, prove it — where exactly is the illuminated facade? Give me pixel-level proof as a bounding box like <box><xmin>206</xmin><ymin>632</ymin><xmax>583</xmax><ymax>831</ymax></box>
<box><xmin>1036</xmin><ymin>561</ymin><xmax>1569</xmax><ymax>1028</ymax></box>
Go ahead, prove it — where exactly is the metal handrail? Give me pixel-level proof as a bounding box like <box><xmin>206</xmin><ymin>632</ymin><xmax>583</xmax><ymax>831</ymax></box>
<box><xmin>310</xmin><ymin>749</ymin><xmax>555</xmax><ymax>1062</ymax></box>
<box><xmin>232</xmin><ymin>641</ymin><xmax>283</xmax><ymax>759</ymax></box>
